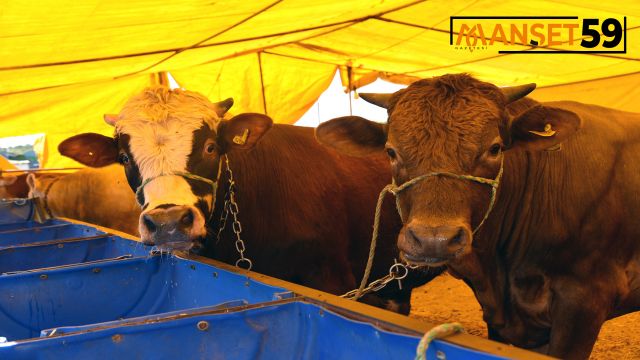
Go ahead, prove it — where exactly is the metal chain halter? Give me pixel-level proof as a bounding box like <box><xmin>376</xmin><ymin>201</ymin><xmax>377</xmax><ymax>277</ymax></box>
<box><xmin>214</xmin><ymin>156</ymin><xmax>252</xmax><ymax>271</ymax></box>
<box><xmin>134</xmin><ymin>156</ymin><xmax>252</xmax><ymax>270</ymax></box>
<box><xmin>342</xmin><ymin>158</ymin><xmax>504</xmax><ymax>300</ymax></box>
<box><xmin>341</xmin><ymin>259</ymin><xmax>420</xmax><ymax>300</ymax></box>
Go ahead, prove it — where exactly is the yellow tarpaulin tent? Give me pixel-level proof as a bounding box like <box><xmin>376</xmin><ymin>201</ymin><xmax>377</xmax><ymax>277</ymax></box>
<box><xmin>1</xmin><ymin>0</ymin><xmax>638</xmax><ymax>167</ymax></box>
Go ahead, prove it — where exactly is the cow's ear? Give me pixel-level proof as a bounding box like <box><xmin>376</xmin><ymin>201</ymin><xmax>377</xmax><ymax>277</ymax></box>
<box><xmin>58</xmin><ymin>133</ymin><xmax>119</xmax><ymax>167</ymax></box>
<box><xmin>316</xmin><ymin>116</ymin><xmax>386</xmax><ymax>157</ymax></box>
<box><xmin>505</xmin><ymin>105</ymin><xmax>581</xmax><ymax>151</ymax></box>
<box><xmin>217</xmin><ymin>113</ymin><xmax>273</xmax><ymax>152</ymax></box>
<box><xmin>26</xmin><ymin>173</ymin><xmax>41</xmax><ymax>198</ymax></box>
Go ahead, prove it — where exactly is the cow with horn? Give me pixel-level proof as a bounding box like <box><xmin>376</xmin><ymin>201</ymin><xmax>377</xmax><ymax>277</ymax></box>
<box><xmin>58</xmin><ymin>87</ymin><xmax>442</xmax><ymax>313</ymax></box>
<box><xmin>315</xmin><ymin>73</ymin><xmax>640</xmax><ymax>359</ymax></box>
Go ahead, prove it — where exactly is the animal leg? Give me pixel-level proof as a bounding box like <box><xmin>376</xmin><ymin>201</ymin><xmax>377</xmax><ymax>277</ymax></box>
<box><xmin>487</xmin><ymin>326</ymin><xmax>505</xmax><ymax>342</ymax></box>
<box><xmin>547</xmin><ymin>281</ymin><xmax>610</xmax><ymax>360</ymax></box>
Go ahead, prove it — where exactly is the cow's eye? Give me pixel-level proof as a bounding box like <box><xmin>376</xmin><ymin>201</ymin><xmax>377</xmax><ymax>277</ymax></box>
<box><xmin>488</xmin><ymin>143</ymin><xmax>502</xmax><ymax>157</ymax></box>
<box><xmin>386</xmin><ymin>148</ymin><xmax>397</xmax><ymax>160</ymax></box>
<box><xmin>205</xmin><ymin>143</ymin><xmax>216</xmax><ymax>154</ymax></box>
<box><xmin>118</xmin><ymin>153</ymin><xmax>130</xmax><ymax>165</ymax></box>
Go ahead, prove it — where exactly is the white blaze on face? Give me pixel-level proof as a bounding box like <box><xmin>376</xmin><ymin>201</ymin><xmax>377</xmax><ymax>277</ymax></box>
<box><xmin>137</xmin><ymin>175</ymin><xmax>207</xmax><ymax>241</ymax></box>
<box><xmin>114</xmin><ymin>87</ymin><xmax>223</xmax><ymax>240</ymax></box>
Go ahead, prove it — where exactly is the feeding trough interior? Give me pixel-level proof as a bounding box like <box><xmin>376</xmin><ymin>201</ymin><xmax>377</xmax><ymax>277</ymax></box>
<box><xmin>0</xmin><ymin>198</ymin><xmax>538</xmax><ymax>359</ymax></box>
<box><xmin>0</xmin><ymin>245</ymin><xmax>288</xmax><ymax>340</ymax></box>
<box><xmin>0</xmin><ymin>235</ymin><xmax>148</xmax><ymax>273</ymax></box>
<box><xmin>0</xmin><ymin>300</ymin><xmax>511</xmax><ymax>360</ymax></box>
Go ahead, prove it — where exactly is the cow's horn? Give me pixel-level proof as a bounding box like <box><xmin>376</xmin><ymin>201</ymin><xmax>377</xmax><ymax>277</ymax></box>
<box><xmin>215</xmin><ymin>97</ymin><xmax>234</xmax><ymax>117</ymax></box>
<box><xmin>500</xmin><ymin>83</ymin><xmax>537</xmax><ymax>103</ymax></box>
<box><xmin>104</xmin><ymin>114</ymin><xmax>118</xmax><ymax>126</ymax></box>
<box><xmin>360</xmin><ymin>93</ymin><xmax>392</xmax><ymax>109</ymax></box>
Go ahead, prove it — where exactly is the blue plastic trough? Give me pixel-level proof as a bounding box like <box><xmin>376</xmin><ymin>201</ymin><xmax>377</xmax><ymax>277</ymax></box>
<box><xmin>0</xmin><ymin>198</ymin><xmax>544</xmax><ymax>359</ymax></box>
<box><xmin>0</xmin><ymin>255</ymin><xmax>288</xmax><ymax>341</ymax></box>
<box><xmin>0</xmin><ymin>223</ymin><xmax>105</xmax><ymax>248</ymax></box>
<box><xmin>0</xmin><ymin>300</ymin><xmax>510</xmax><ymax>360</ymax></box>
<box><xmin>0</xmin><ymin>199</ymin><xmax>37</xmax><ymax>225</ymax></box>
<box><xmin>0</xmin><ymin>219</ymin><xmax>68</xmax><ymax>232</ymax></box>
<box><xmin>0</xmin><ymin>234</ymin><xmax>149</xmax><ymax>273</ymax></box>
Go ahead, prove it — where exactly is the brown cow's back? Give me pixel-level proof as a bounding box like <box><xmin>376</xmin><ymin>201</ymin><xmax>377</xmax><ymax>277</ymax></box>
<box><xmin>1</xmin><ymin>173</ymin><xmax>29</xmax><ymax>199</ymax></box>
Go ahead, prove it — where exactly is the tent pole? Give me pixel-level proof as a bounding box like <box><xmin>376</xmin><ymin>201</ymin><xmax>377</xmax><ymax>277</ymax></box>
<box><xmin>347</xmin><ymin>66</ymin><xmax>353</xmax><ymax>116</ymax></box>
<box><xmin>257</xmin><ymin>52</ymin><xmax>268</xmax><ymax>115</ymax></box>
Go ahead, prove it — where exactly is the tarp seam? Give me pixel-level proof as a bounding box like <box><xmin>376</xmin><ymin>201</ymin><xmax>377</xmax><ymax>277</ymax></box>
<box><xmin>132</xmin><ymin>0</ymin><xmax>285</xmax><ymax>75</ymax></box>
<box><xmin>258</xmin><ymin>52</ymin><xmax>268</xmax><ymax>115</ymax></box>
<box><xmin>0</xmin><ymin>0</ymin><xmax>426</xmax><ymax>72</ymax></box>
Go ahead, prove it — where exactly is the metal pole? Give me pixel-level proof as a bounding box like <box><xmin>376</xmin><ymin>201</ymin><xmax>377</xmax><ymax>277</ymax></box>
<box><xmin>257</xmin><ymin>52</ymin><xmax>268</xmax><ymax>115</ymax></box>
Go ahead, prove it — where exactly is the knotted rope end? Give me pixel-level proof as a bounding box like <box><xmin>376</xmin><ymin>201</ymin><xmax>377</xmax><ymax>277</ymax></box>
<box><xmin>415</xmin><ymin>322</ymin><xmax>464</xmax><ymax>360</ymax></box>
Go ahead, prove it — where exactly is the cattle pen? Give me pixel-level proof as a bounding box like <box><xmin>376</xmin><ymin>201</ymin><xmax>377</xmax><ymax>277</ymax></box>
<box><xmin>0</xmin><ymin>197</ymin><xmax>547</xmax><ymax>359</ymax></box>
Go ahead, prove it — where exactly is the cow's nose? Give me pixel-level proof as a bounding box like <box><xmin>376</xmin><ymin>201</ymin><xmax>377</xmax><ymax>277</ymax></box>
<box><xmin>399</xmin><ymin>221</ymin><xmax>470</xmax><ymax>263</ymax></box>
<box><xmin>141</xmin><ymin>205</ymin><xmax>194</xmax><ymax>243</ymax></box>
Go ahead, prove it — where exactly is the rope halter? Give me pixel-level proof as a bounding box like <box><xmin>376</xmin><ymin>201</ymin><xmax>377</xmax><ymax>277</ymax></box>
<box><xmin>387</xmin><ymin>157</ymin><xmax>504</xmax><ymax>235</ymax></box>
<box><xmin>134</xmin><ymin>158</ymin><xmax>224</xmax><ymax>221</ymax></box>
<box><xmin>351</xmin><ymin>157</ymin><xmax>504</xmax><ymax>299</ymax></box>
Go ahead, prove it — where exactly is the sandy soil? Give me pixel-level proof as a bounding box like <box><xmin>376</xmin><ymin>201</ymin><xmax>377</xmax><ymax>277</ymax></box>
<box><xmin>410</xmin><ymin>274</ymin><xmax>640</xmax><ymax>359</ymax></box>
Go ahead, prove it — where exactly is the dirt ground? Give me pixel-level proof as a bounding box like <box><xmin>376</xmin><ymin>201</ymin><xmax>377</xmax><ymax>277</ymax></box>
<box><xmin>410</xmin><ymin>274</ymin><xmax>640</xmax><ymax>359</ymax></box>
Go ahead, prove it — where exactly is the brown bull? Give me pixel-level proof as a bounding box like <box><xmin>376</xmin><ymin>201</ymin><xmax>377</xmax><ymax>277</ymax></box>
<box><xmin>316</xmin><ymin>73</ymin><xmax>640</xmax><ymax>359</ymax></box>
<box><xmin>27</xmin><ymin>165</ymin><xmax>140</xmax><ymax>235</ymax></box>
<box><xmin>56</xmin><ymin>87</ymin><xmax>441</xmax><ymax>313</ymax></box>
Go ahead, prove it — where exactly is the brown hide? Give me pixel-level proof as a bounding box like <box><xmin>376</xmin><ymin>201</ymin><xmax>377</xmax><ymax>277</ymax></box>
<box><xmin>206</xmin><ymin>124</ymin><xmax>439</xmax><ymax>312</ymax></box>
<box><xmin>56</xmin><ymin>85</ymin><xmax>443</xmax><ymax>314</ymax></box>
<box><xmin>319</xmin><ymin>74</ymin><xmax>640</xmax><ymax>359</ymax></box>
<box><xmin>471</xmin><ymin>100</ymin><xmax>640</xmax><ymax>359</ymax></box>
<box><xmin>29</xmin><ymin>165</ymin><xmax>140</xmax><ymax>235</ymax></box>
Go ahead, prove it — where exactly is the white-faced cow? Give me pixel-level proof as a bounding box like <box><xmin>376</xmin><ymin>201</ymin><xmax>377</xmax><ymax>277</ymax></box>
<box><xmin>316</xmin><ymin>73</ymin><xmax>640</xmax><ymax>359</ymax></box>
<box><xmin>58</xmin><ymin>87</ymin><xmax>441</xmax><ymax>313</ymax></box>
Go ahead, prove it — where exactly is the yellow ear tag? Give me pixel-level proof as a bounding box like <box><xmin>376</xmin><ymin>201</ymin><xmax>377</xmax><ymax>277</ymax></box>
<box><xmin>232</xmin><ymin>128</ymin><xmax>250</xmax><ymax>145</ymax></box>
<box><xmin>529</xmin><ymin>123</ymin><xmax>556</xmax><ymax>137</ymax></box>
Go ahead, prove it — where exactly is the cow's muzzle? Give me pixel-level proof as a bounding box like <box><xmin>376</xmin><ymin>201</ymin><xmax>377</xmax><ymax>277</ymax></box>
<box><xmin>139</xmin><ymin>205</ymin><xmax>207</xmax><ymax>250</ymax></box>
<box><xmin>398</xmin><ymin>219</ymin><xmax>472</xmax><ymax>267</ymax></box>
